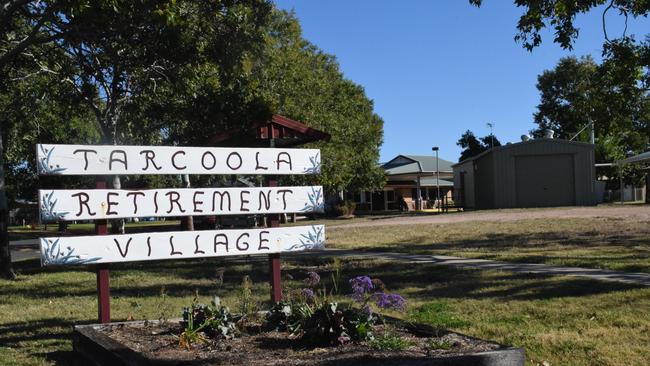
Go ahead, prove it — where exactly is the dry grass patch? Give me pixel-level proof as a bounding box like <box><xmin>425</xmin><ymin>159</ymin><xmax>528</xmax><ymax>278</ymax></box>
<box><xmin>327</xmin><ymin>217</ymin><xmax>650</xmax><ymax>272</ymax></box>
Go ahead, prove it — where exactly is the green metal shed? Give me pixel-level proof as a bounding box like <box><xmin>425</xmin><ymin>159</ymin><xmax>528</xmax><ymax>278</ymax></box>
<box><xmin>452</xmin><ymin>138</ymin><xmax>596</xmax><ymax>209</ymax></box>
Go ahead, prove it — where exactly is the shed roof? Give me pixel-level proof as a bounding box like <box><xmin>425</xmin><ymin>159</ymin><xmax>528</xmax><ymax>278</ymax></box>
<box><xmin>451</xmin><ymin>138</ymin><xmax>595</xmax><ymax>167</ymax></box>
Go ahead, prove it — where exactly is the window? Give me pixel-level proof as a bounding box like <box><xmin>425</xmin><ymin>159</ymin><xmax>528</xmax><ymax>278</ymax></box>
<box><xmin>353</xmin><ymin>191</ymin><xmax>362</xmax><ymax>203</ymax></box>
<box><xmin>386</xmin><ymin>190</ymin><xmax>396</xmax><ymax>202</ymax></box>
<box><xmin>365</xmin><ymin>191</ymin><xmax>372</xmax><ymax>203</ymax></box>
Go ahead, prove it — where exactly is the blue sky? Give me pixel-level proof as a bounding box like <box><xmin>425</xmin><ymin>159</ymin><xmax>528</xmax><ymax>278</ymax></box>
<box><xmin>273</xmin><ymin>1</ymin><xmax>649</xmax><ymax>163</ymax></box>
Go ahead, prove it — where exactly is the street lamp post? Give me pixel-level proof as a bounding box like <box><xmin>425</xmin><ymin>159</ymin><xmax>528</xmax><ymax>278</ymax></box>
<box><xmin>432</xmin><ymin>147</ymin><xmax>440</xmax><ymax>209</ymax></box>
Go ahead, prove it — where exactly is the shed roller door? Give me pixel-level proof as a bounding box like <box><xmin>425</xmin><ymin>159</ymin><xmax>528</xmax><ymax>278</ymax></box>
<box><xmin>515</xmin><ymin>154</ymin><xmax>575</xmax><ymax>207</ymax></box>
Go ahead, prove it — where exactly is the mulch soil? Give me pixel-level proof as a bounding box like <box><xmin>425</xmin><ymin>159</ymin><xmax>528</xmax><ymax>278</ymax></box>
<box><xmin>102</xmin><ymin>321</ymin><xmax>503</xmax><ymax>365</ymax></box>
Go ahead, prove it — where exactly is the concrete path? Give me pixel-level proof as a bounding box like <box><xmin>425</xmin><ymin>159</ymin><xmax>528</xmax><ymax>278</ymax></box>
<box><xmin>10</xmin><ymin>241</ymin><xmax>650</xmax><ymax>287</ymax></box>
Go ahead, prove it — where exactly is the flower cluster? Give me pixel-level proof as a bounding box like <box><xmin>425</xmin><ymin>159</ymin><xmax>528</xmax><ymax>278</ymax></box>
<box><xmin>349</xmin><ymin>275</ymin><xmax>406</xmax><ymax>312</ymax></box>
<box><xmin>350</xmin><ymin>275</ymin><xmax>374</xmax><ymax>301</ymax></box>
<box><xmin>305</xmin><ymin>271</ymin><xmax>321</xmax><ymax>287</ymax></box>
<box><xmin>301</xmin><ymin>288</ymin><xmax>315</xmax><ymax>302</ymax></box>
<box><xmin>374</xmin><ymin>293</ymin><xmax>406</xmax><ymax>311</ymax></box>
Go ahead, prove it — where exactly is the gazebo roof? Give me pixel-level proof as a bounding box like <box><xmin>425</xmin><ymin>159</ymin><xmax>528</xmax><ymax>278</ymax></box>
<box><xmin>209</xmin><ymin>114</ymin><xmax>330</xmax><ymax>147</ymax></box>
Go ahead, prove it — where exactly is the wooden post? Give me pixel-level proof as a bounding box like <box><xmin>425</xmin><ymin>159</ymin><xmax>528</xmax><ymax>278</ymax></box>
<box><xmin>267</xmin><ymin>125</ymin><xmax>282</xmax><ymax>303</ymax></box>
<box><xmin>267</xmin><ymin>177</ymin><xmax>282</xmax><ymax>303</ymax></box>
<box><xmin>95</xmin><ymin>179</ymin><xmax>110</xmax><ymax>323</ymax></box>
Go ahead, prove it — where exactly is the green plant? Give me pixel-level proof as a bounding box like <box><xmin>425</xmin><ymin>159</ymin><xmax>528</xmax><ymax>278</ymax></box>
<box><xmin>265</xmin><ymin>273</ymin><xmax>408</xmax><ymax>346</ymax></box>
<box><xmin>238</xmin><ymin>276</ymin><xmax>257</xmax><ymax>322</ymax></box>
<box><xmin>179</xmin><ymin>296</ymin><xmax>238</xmax><ymax>349</ymax></box>
<box><xmin>370</xmin><ymin>332</ymin><xmax>413</xmax><ymax>351</ymax></box>
<box><xmin>335</xmin><ymin>200</ymin><xmax>357</xmax><ymax>217</ymax></box>
<box><xmin>330</xmin><ymin>258</ymin><xmax>342</xmax><ymax>295</ymax></box>
<box><xmin>155</xmin><ymin>286</ymin><xmax>171</xmax><ymax>324</ymax></box>
<box><xmin>429</xmin><ymin>338</ymin><xmax>452</xmax><ymax>350</ymax></box>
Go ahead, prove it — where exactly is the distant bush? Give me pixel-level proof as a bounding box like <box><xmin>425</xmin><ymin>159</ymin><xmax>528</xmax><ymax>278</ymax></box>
<box><xmin>336</xmin><ymin>200</ymin><xmax>357</xmax><ymax>217</ymax></box>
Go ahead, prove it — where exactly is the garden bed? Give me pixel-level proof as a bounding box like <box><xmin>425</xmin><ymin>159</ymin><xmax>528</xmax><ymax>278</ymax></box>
<box><xmin>73</xmin><ymin>319</ymin><xmax>525</xmax><ymax>366</ymax></box>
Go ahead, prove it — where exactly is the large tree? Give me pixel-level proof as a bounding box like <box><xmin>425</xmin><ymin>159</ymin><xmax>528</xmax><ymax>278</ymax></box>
<box><xmin>456</xmin><ymin>130</ymin><xmax>501</xmax><ymax>162</ymax></box>
<box><xmin>0</xmin><ymin>0</ymin><xmax>275</xmax><ymax>274</ymax></box>
<box><xmin>248</xmin><ymin>10</ymin><xmax>385</xmax><ymax>194</ymax></box>
<box><xmin>534</xmin><ymin>55</ymin><xmax>649</xmax><ymax>185</ymax></box>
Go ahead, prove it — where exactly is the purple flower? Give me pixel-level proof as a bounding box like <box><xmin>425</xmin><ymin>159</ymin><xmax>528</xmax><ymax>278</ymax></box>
<box><xmin>301</xmin><ymin>288</ymin><xmax>315</xmax><ymax>302</ymax></box>
<box><xmin>361</xmin><ymin>304</ymin><xmax>373</xmax><ymax>316</ymax></box>
<box><xmin>374</xmin><ymin>293</ymin><xmax>407</xmax><ymax>311</ymax></box>
<box><xmin>349</xmin><ymin>276</ymin><xmax>374</xmax><ymax>301</ymax></box>
<box><xmin>305</xmin><ymin>271</ymin><xmax>321</xmax><ymax>287</ymax></box>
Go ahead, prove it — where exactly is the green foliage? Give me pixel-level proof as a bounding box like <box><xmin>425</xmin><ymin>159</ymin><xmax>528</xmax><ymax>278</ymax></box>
<box><xmin>249</xmin><ymin>10</ymin><xmax>385</xmax><ymax>193</ymax></box>
<box><xmin>336</xmin><ymin>200</ymin><xmax>357</xmax><ymax>217</ymax></box>
<box><xmin>370</xmin><ymin>332</ymin><xmax>413</xmax><ymax>351</ymax></box>
<box><xmin>330</xmin><ymin>258</ymin><xmax>343</xmax><ymax>296</ymax></box>
<box><xmin>1</xmin><ymin>3</ymin><xmax>385</xmax><ymax>205</ymax></box>
<box><xmin>264</xmin><ymin>272</ymin><xmax>381</xmax><ymax>345</ymax></box>
<box><xmin>429</xmin><ymin>338</ymin><xmax>452</xmax><ymax>350</ymax></box>
<box><xmin>238</xmin><ymin>275</ymin><xmax>258</xmax><ymax>322</ymax></box>
<box><xmin>410</xmin><ymin>301</ymin><xmax>470</xmax><ymax>330</ymax></box>
<box><xmin>471</xmin><ymin>1</ymin><xmax>649</xmax><ymax>185</ymax></box>
<box><xmin>179</xmin><ymin>296</ymin><xmax>238</xmax><ymax>349</ymax></box>
<box><xmin>470</xmin><ymin>1</ymin><xmax>650</xmax><ymax>52</ymax></box>
<box><xmin>456</xmin><ymin>130</ymin><xmax>502</xmax><ymax>162</ymax></box>
<box><xmin>533</xmin><ymin>55</ymin><xmax>649</xmax><ymax>185</ymax></box>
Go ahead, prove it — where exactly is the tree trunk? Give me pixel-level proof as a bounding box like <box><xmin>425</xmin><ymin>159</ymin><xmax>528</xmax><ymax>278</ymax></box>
<box><xmin>110</xmin><ymin>175</ymin><xmax>125</xmax><ymax>234</ymax></box>
<box><xmin>0</xmin><ymin>128</ymin><xmax>16</xmax><ymax>279</ymax></box>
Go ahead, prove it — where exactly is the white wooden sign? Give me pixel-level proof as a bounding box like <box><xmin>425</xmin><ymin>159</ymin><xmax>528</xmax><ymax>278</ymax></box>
<box><xmin>39</xmin><ymin>186</ymin><xmax>324</xmax><ymax>222</ymax></box>
<box><xmin>40</xmin><ymin>225</ymin><xmax>325</xmax><ymax>266</ymax></box>
<box><xmin>36</xmin><ymin>144</ymin><xmax>321</xmax><ymax>175</ymax></box>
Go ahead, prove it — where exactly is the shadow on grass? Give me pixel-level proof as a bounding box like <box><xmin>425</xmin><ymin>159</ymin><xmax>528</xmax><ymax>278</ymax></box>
<box><xmin>2</xmin><ymin>255</ymin><xmax>645</xmax><ymax>365</ymax></box>
<box><xmin>1</xmin><ymin>257</ymin><xmax>321</xmax><ymax>300</ymax></box>
<box><xmin>341</xmin><ymin>229</ymin><xmax>650</xmax><ymax>273</ymax></box>
<box><xmin>336</xmin><ymin>261</ymin><xmax>645</xmax><ymax>302</ymax></box>
<box><xmin>0</xmin><ymin>318</ymin><xmax>92</xmax><ymax>365</ymax></box>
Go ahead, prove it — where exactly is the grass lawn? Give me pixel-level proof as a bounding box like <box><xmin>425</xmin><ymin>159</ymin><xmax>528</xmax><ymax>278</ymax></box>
<box><xmin>1</xmin><ymin>256</ymin><xmax>649</xmax><ymax>366</ymax></box>
<box><xmin>326</xmin><ymin>217</ymin><xmax>650</xmax><ymax>273</ymax></box>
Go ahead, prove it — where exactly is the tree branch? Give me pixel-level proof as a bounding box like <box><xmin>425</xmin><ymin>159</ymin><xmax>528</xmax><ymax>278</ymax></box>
<box><xmin>602</xmin><ymin>0</ymin><xmax>615</xmax><ymax>42</ymax></box>
<box><xmin>0</xmin><ymin>4</ymin><xmax>58</xmax><ymax>69</ymax></box>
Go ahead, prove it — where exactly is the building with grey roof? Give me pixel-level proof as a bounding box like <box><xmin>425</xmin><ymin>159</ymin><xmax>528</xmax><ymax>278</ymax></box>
<box><xmin>347</xmin><ymin>154</ymin><xmax>455</xmax><ymax>212</ymax></box>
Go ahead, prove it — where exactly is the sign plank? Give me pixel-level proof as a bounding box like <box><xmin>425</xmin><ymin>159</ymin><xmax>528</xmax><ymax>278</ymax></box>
<box><xmin>36</xmin><ymin>144</ymin><xmax>321</xmax><ymax>176</ymax></box>
<box><xmin>39</xmin><ymin>186</ymin><xmax>324</xmax><ymax>222</ymax></box>
<box><xmin>39</xmin><ymin>225</ymin><xmax>325</xmax><ymax>266</ymax></box>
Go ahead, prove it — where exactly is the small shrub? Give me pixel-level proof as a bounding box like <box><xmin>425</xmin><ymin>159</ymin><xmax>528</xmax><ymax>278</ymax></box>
<box><xmin>370</xmin><ymin>333</ymin><xmax>413</xmax><ymax>351</ymax></box>
<box><xmin>179</xmin><ymin>296</ymin><xmax>238</xmax><ymax>349</ymax></box>
<box><xmin>265</xmin><ymin>273</ymin><xmax>408</xmax><ymax>347</ymax></box>
<box><xmin>238</xmin><ymin>276</ymin><xmax>258</xmax><ymax>322</ymax></box>
<box><xmin>429</xmin><ymin>338</ymin><xmax>452</xmax><ymax>350</ymax></box>
<box><xmin>335</xmin><ymin>200</ymin><xmax>357</xmax><ymax>217</ymax></box>
<box><xmin>330</xmin><ymin>258</ymin><xmax>343</xmax><ymax>295</ymax></box>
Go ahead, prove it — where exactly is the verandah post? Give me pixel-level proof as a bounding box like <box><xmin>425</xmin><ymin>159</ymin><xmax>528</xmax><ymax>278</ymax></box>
<box><xmin>94</xmin><ymin>179</ymin><xmax>110</xmax><ymax>323</ymax></box>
